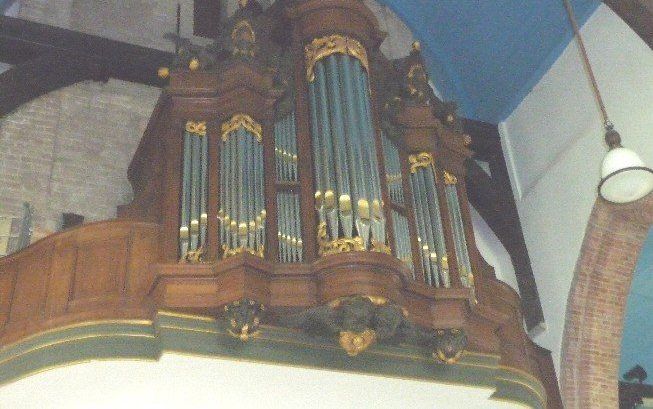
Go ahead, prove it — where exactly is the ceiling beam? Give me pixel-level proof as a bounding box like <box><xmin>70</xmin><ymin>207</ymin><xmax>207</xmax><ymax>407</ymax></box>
<box><xmin>604</xmin><ymin>0</ymin><xmax>653</xmax><ymax>49</ymax></box>
<box><xmin>0</xmin><ymin>16</ymin><xmax>173</xmax><ymax>85</ymax></box>
<box><xmin>463</xmin><ymin>119</ymin><xmax>545</xmax><ymax>332</ymax></box>
<box><xmin>0</xmin><ymin>52</ymin><xmax>109</xmax><ymax>117</ymax></box>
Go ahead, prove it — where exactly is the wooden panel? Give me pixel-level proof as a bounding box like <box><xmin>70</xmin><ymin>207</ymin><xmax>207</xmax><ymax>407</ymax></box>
<box><xmin>44</xmin><ymin>239</ymin><xmax>78</xmax><ymax>318</ymax></box>
<box><xmin>126</xmin><ymin>227</ymin><xmax>160</xmax><ymax>304</ymax></box>
<box><xmin>0</xmin><ymin>271</ymin><xmax>15</xmax><ymax>329</ymax></box>
<box><xmin>69</xmin><ymin>237</ymin><xmax>129</xmax><ymax>307</ymax></box>
<box><xmin>8</xmin><ymin>253</ymin><xmax>51</xmax><ymax>324</ymax></box>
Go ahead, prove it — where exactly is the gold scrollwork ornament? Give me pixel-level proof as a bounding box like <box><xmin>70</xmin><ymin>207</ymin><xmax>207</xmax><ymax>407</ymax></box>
<box><xmin>305</xmin><ymin>35</ymin><xmax>369</xmax><ymax>82</ymax></box>
<box><xmin>317</xmin><ymin>222</ymin><xmax>390</xmax><ymax>256</ymax></box>
<box><xmin>185</xmin><ymin>121</ymin><xmax>207</xmax><ymax>136</ymax></box>
<box><xmin>443</xmin><ymin>171</ymin><xmax>458</xmax><ymax>185</ymax></box>
<box><xmin>221</xmin><ymin>114</ymin><xmax>263</xmax><ymax>142</ymax></box>
<box><xmin>222</xmin><ymin>244</ymin><xmax>265</xmax><ymax>259</ymax></box>
<box><xmin>409</xmin><ymin>152</ymin><xmax>434</xmax><ymax>173</ymax></box>
<box><xmin>339</xmin><ymin>329</ymin><xmax>377</xmax><ymax>356</ymax></box>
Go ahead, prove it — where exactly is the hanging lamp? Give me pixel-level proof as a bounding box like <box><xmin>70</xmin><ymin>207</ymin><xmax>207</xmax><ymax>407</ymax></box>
<box><xmin>563</xmin><ymin>0</ymin><xmax>653</xmax><ymax>203</ymax></box>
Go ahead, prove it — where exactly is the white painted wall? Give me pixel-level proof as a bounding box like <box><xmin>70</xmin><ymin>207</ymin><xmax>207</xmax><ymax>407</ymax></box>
<box><xmin>0</xmin><ymin>353</ymin><xmax>523</xmax><ymax>409</ymax></box>
<box><xmin>500</xmin><ymin>4</ymin><xmax>653</xmax><ymax>375</ymax></box>
<box><xmin>470</xmin><ymin>206</ymin><xmax>520</xmax><ymax>293</ymax></box>
<box><xmin>468</xmin><ymin>205</ymin><xmax>528</xmax><ymax>343</ymax></box>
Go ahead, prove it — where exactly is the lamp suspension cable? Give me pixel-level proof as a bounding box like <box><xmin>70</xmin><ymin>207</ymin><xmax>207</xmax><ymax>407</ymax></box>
<box><xmin>562</xmin><ymin>0</ymin><xmax>610</xmax><ymax>128</ymax></box>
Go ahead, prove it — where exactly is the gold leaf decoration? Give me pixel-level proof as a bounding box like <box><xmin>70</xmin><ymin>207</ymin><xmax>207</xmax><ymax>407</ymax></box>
<box><xmin>408</xmin><ymin>152</ymin><xmax>434</xmax><ymax>173</ymax></box>
<box><xmin>305</xmin><ymin>35</ymin><xmax>369</xmax><ymax>82</ymax></box>
<box><xmin>221</xmin><ymin>114</ymin><xmax>263</xmax><ymax>142</ymax></box>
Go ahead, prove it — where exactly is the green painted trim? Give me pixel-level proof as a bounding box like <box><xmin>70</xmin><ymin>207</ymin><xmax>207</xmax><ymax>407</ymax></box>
<box><xmin>0</xmin><ymin>312</ymin><xmax>546</xmax><ymax>408</ymax></box>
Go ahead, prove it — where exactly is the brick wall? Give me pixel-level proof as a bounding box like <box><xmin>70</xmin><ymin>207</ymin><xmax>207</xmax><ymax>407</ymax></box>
<box><xmin>0</xmin><ymin>80</ymin><xmax>160</xmax><ymax>238</ymax></box>
<box><xmin>561</xmin><ymin>194</ymin><xmax>653</xmax><ymax>408</ymax></box>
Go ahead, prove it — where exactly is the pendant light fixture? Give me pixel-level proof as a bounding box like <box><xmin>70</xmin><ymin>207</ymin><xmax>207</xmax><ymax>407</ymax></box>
<box><xmin>563</xmin><ymin>0</ymin><xmax>653</xmax><ymax>203</ymax></box>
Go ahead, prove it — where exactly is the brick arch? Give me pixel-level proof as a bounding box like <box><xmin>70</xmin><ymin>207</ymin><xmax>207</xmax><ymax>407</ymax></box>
<box><xmin>561</xmin><ymin>194</ymin><xmax>653</xmax><ymax>408</ymax></box>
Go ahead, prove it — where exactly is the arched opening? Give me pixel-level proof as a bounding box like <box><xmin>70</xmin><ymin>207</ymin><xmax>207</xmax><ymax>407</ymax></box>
<box><xmin>561</xmin><ymin>195</ymin><xmax>653</xmax><ymax>408</ymax></box>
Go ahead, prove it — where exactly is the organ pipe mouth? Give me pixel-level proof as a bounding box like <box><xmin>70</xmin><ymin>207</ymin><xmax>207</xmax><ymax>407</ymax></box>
<box><xmin>179</xmin><ymin>226</ymin><xmax>190</xmax><ymax>239</ymax></box>
<box><xmin>190</xmin><ymin>220</ymin><xmax>200</xmax><ymax>233</ymax></box>
<box><xmin>324</xmin><ymin>191</ymin><xmax>336</xmax><ymax>209</ymax></box>
<box><xmin>358</xmin><ymin>199</ymin><xmax>370</xmax><ymax>220</ymax></box>
<box><xmin>340</xmin><ymin>195</ymin><xmax>352</xmax><ymax>213</ymax></box>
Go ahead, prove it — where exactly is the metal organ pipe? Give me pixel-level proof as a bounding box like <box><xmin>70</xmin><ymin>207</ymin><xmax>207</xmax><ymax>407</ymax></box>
<box><xmin>444</xmin><ymin>174</ymin><xmax>472</xmax><ymax>287</ymax></box>
<box><xmin>409</xmin><ymin>154</ymin><xmax>450</xmax><ymax>288</ymax></box>
<box><xmin>306</xmin><ymin>37</ymin><xmax>387</xmax><ymax>256</ymax></box>
<box><xmin>274</xmin><ymin>113</ymin><xmax>303</xmax><ymax>263</ymax></box>
<box><xmin>219</xmin><ymin>115</ymin><xmax>265</xmax><ymax>258</ymax></box>
<box><xmin>179</xmin><ymin>122</ymin><xmax>208</xmax><ymax>259</ymax></box>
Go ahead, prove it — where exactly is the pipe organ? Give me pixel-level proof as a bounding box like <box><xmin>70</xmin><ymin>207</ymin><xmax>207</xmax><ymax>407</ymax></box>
<box><xmin>0</xmin><ymin>1</ymin><xmax>555</xmax><ymax>404</ymax></box>
<box><xmin>113</xmin><ymin>0</ymin><xmax>540</xmax><ymax>385</ymax></box>
<box><xmin>164</xmin><ymin>3</ymin><xmax>477</xmax><ymax>291</ymax></box>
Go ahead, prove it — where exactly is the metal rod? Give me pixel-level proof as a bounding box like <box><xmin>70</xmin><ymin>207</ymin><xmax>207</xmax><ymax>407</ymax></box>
<box><xmin>562</xmin><ymin>0</ymin><xmax>610</xmax><ymax>126</ymax></box>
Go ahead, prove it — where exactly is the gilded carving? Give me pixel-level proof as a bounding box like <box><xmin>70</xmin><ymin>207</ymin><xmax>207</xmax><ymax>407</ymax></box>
<box><xmin>409</xmin><ymin>152</ymin><xmax>434</xmax><ymax>173</ymax></box>
<box><xmin>444</xmin><ymin>171</ymin><xmax>458</xmax><ymax>185</ymax></box>
<box><xmin>305</xmin><ymin>35</ymin><xmax>369</xmax><ymax>82</ymax></box>
<box><xmin>224</xmin><ymin>299</ymin><xmax>265</xmax><ymax>342</ymax></box>
<box><xmin>231</xmin><ymin>20</ymin><xmax>256</xmax><ymax>58</ymax></box>
<box><xmin>185</xmin><ymin>121</ymin><xmax>207</xmax><ymax>136</ymax></box>
<box><xmin>339</xmin><ymin>329</ymin><xmax>377</xmax><ymax>356</ymax></box>
<box><xmin>221</xmin><ymin>114</ymin><xmax>263</xmax><ymax>142</ymax></box>
<box><xmin>180</xmin><ymin>247</ymin><xmax>206</xmax><ymax>264</ymax></box>
<box><xmin>222</xmin><ymin>244</ymin><xmax>264</xmax><ymax>259</ymax></box>
<box><xmin>407</xmin><ymin>63</ymin><xmax>428</xmax><ymax>101</ymax></box>
<box><xmin>433</xmin><ymin>329</ymin><xmax>468</xmax><ymax>364</ymax></box>
<box><xmin>317</xmin><ymin>222</ymin><xmax>390</xmax><ymax>256</ymax></box>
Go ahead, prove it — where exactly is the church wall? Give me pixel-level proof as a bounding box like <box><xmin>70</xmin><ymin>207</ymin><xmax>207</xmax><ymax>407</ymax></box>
<box><xmin>0</xmin><ymin>80</ymin><xmax>160</xmax><ymax>238</ymax></box>
<box><xmin>499</xmin><ymin>3</ymin><xmax>653</xmax><ymax>377</ymax></box>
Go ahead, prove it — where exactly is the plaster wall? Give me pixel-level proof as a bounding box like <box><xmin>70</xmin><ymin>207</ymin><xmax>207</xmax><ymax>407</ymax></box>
<box><xmin>499</xmin><ymin>3</ymin><xmax>653</xmax><ymax>374</ymax></box>
<box><xmin>0</xmin><ymin>353</ymin><xmax>523</xmax><ymax>409</ymax></box>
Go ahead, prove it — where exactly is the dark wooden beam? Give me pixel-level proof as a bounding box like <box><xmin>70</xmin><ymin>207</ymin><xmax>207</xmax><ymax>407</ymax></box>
<box><xmin>0</xmin><ymin>16</ymin><xmax>174</xmax><ymax>86</ymax></box>
<box><xmin>463</xmin><ymin>118</ymin><xmax>545</xmax><ymax>331</ymax></box>
<box><xmin>604</xmin><ymin>0</ymin><xmax>653</xmax><ymax>49</ymax></box>
<box><xmin>0</xmin><ymin>52</ymin><xmax>108</xmax><ymax>117</ymax></box>
<box><xmin>194</xmin><ymin>0</ymin><xmax>222</xmax><ymax>39</ymax></box>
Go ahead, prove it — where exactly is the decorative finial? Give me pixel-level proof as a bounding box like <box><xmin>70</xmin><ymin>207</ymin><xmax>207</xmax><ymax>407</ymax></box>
<box><xmin>157</xmin><ymin>67</ymin><xmax>170</xmax><ymax>79</ymax></box>
<box><xmin>188</xmin><ymin>58</ymin><xmax>200</xmax><ymax>71</ymax></box>
<box><xmin>412</xmin><ymin>41</ymin><xmax>421</xmax><ymax>52</ymax></box>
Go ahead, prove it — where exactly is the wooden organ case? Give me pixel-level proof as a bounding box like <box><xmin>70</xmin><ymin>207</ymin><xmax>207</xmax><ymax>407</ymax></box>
<box><xmin>0</xmin><ymin>1</ymin><xmax>558</xmax><ymax>407</ymax></box>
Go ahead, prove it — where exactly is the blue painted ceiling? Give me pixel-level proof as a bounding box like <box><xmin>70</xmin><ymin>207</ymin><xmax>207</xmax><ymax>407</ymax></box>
<box><xmin>621</xmin><ymin>228</ymin><xmax>653</xmax><ymax>382</ymax></box>
<box><xmin>378</xmin><ymin>0</ymin><xmax>600</xmax><ymax>123</ymax></box>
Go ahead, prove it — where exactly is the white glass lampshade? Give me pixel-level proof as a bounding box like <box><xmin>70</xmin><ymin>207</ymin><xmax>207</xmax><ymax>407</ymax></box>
<box><xmin>599</xmin><ymin>146</ymin><xmax>653</xmax><ymax>203</ymax></box>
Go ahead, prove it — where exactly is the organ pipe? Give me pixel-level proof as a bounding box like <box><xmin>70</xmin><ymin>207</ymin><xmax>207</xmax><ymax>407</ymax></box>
<box><xmin>275</xmin><ymin>113</ymin><xmax>298</xmax><ymax>182</ymax></box>
<box><xmin>277</xmin><ymin>192</ymin><xmax>303</xmax><ymax>263</ymax></box>
<box><xmin>179</xmin><ymin>121</ymin><xmax>208</xmax><ymax>260</ymax></box>
<box><xmin>381</xmin><ymin>132</ymin><xmax>404</xmax><ymax>205</ymax></box>
<box><xmin>306</xmin><ymin>36</ymin><xmax>388</xmax><ymax>256</ymax></box>
<box><xmin>444</xmin><ymin>172</ymin><xmax>472</xmax><ymax>287</ymax></box>
<box><xmin>218</xmin><ymin>114</ymin><xmax>266</xmax><ymax>258</ymax></box>
<box><xmin>409</xmin><ymin>153</ymin><xmax>449</xmax><ymax>287</ymax></box>
<box><xmin>391</xmin><ymin>209</ymin><xmax>414</xmax><ymax>277</ymax></box>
